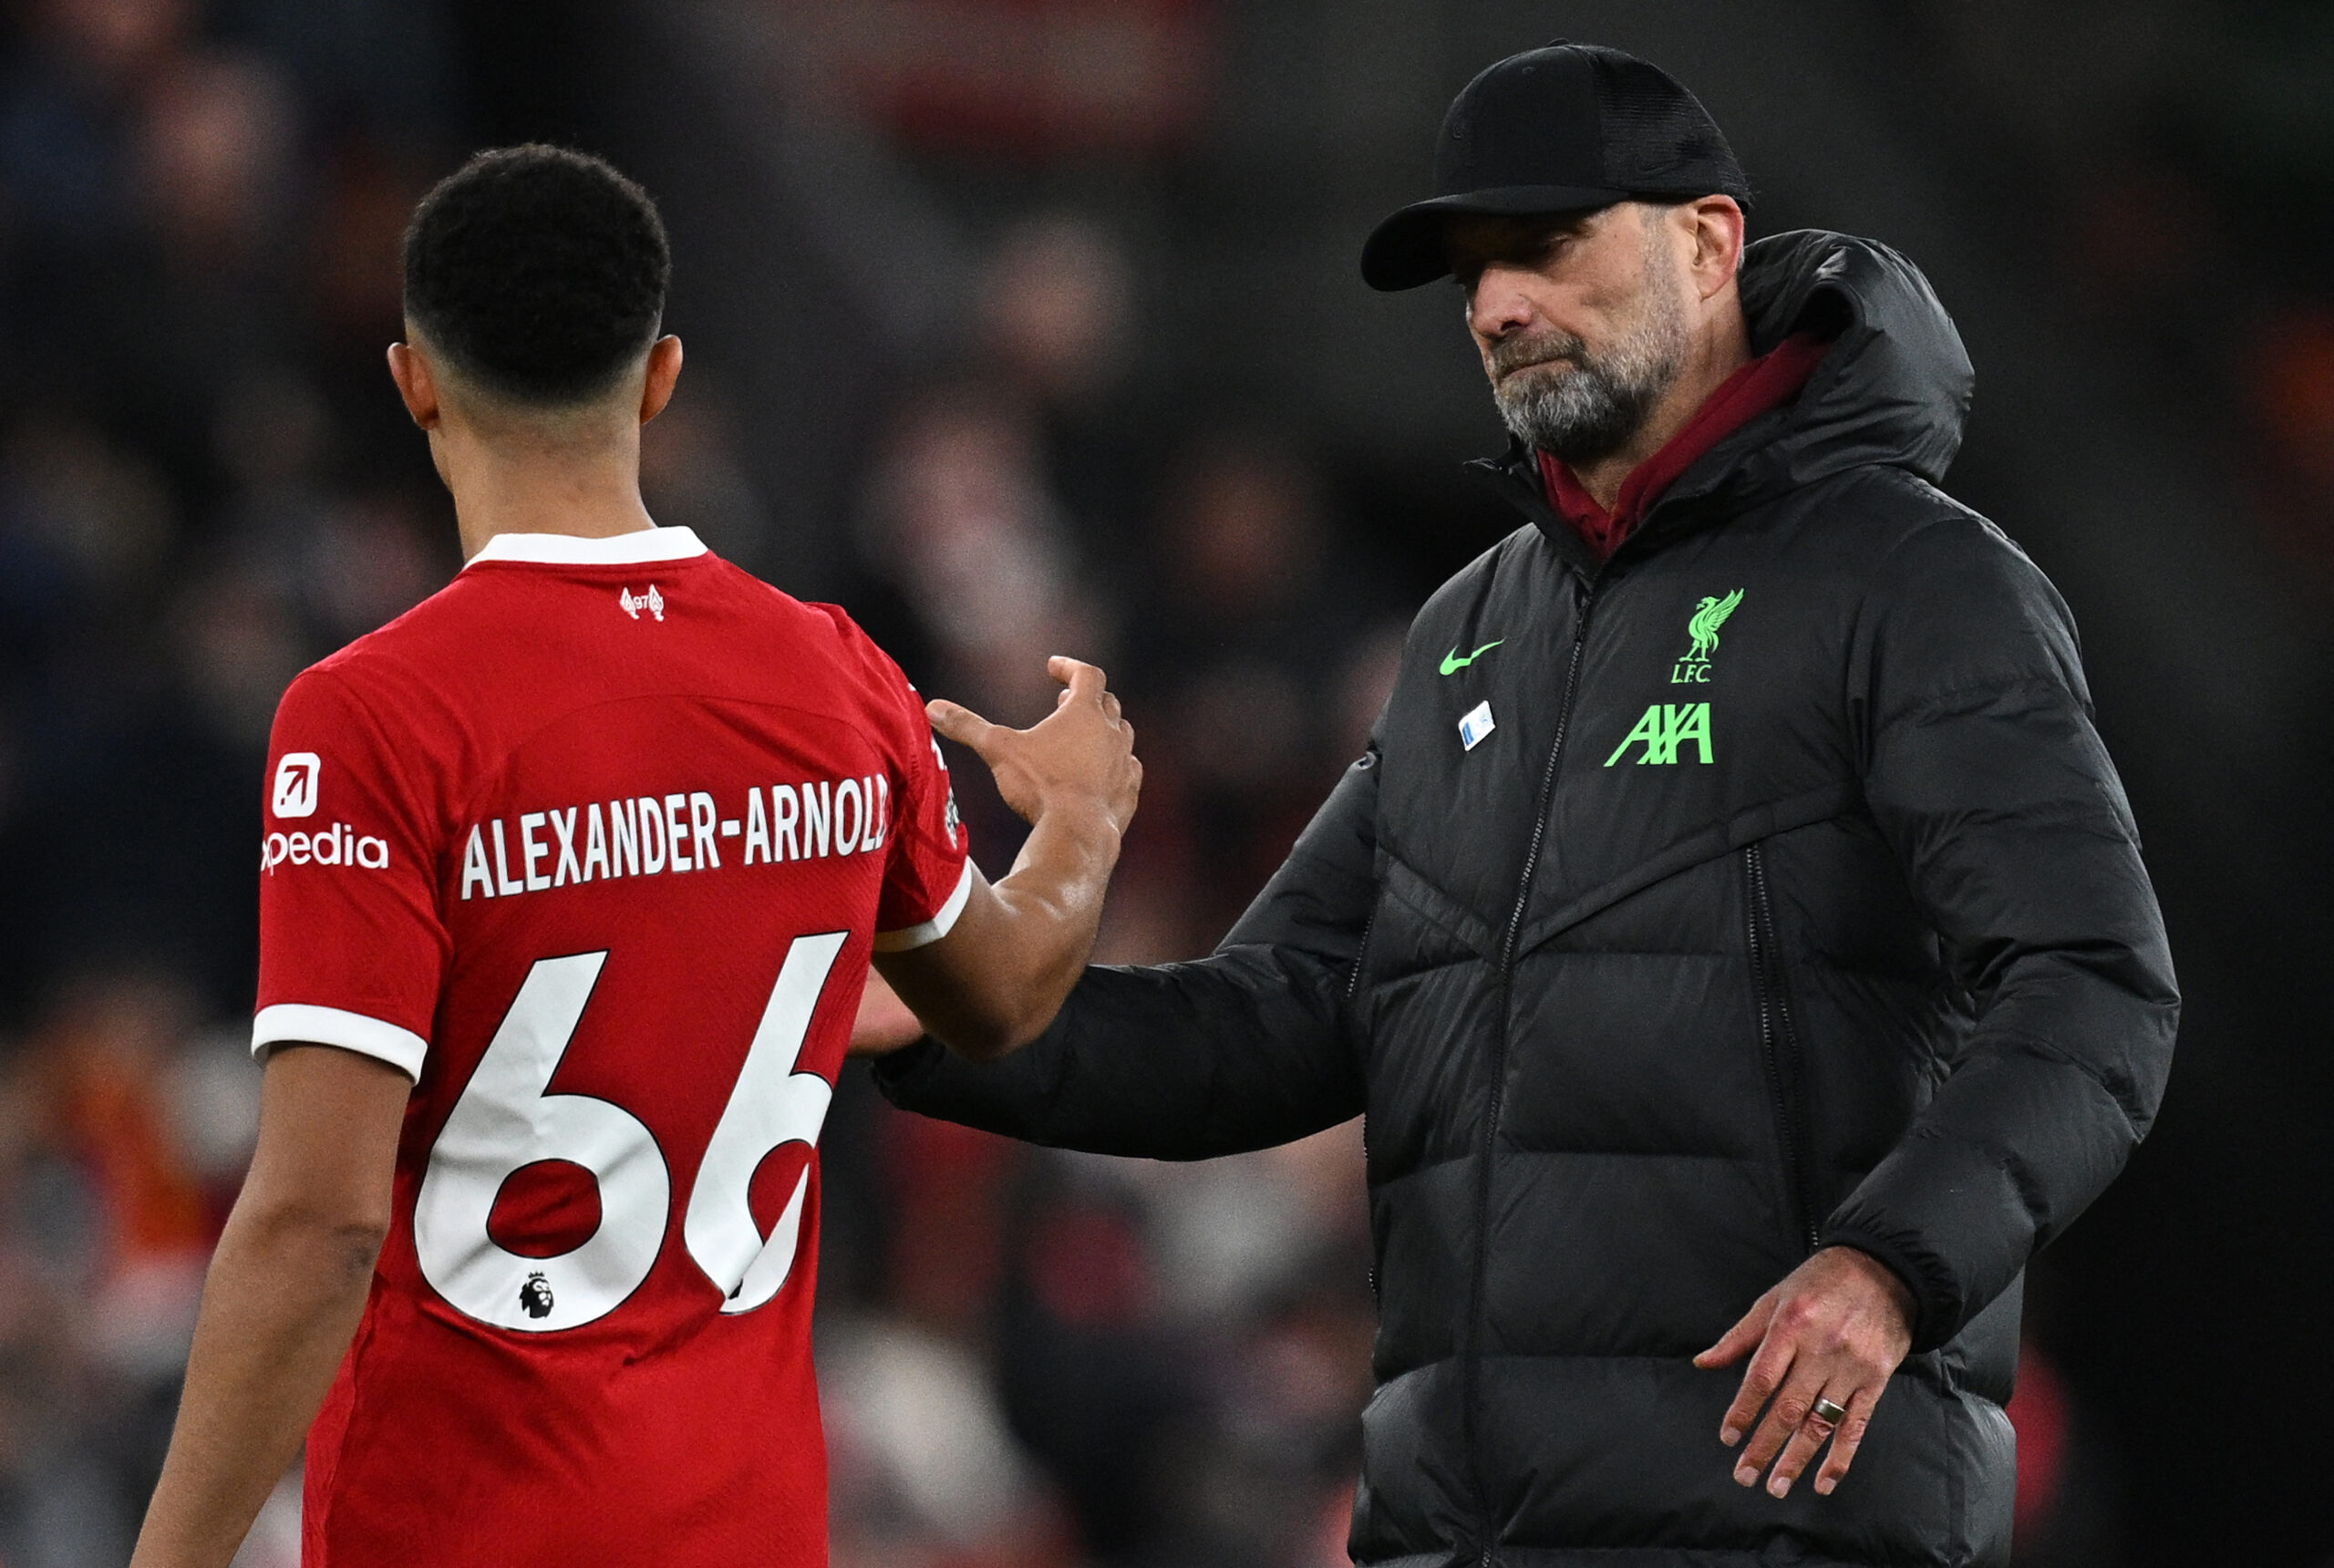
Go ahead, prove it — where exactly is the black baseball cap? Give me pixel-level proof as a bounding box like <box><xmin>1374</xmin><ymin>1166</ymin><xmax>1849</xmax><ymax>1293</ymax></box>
<box><xmin>1360</xmin><ymin>42</ymin><xmax>1750</xmax><ymax>292</ymax></box>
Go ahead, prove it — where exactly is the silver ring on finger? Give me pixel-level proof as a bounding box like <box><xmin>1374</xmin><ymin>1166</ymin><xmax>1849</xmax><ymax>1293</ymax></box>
<box><xmin>1807</xmin><ymin>1396</ymin><xmax>1849</xmax><ymax>1428</ymax></box>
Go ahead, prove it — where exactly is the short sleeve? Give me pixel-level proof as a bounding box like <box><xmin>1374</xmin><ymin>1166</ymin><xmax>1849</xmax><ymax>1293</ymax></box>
<box><xmin>253</xmin><ymin>666</ymin><xmax>449</xmax><ymax>1078</ymax></box>
<box><xmin>868</xmin><ymin>668</ymin><xmax>973</xmax><ymax>953</ymax></box>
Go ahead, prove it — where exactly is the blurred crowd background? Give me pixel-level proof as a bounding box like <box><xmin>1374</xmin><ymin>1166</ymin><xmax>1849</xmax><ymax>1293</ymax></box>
<box><xmin>0</xmin><ymin>0</ymin><xmax>2327</xmax><ymax>1564</ymax></box>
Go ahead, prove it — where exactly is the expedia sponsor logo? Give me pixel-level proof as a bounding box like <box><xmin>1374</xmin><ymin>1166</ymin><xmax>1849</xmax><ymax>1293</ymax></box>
<box><xmin>272</xmin><ymin>752</ymin><xmax>321</xmax><ymax>818</ymax></box>
<box><xmin>263</xmin><ymin>821</ymin><xmax>391</xmax><ymax>873</ymax></box>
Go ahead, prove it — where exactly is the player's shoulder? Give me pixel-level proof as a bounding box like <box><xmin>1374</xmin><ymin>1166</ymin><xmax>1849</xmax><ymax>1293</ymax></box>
<box><xmin>790</xmin><ymin>593</ymin><xmax>901</xmax><ymax>673</ymax></box>
<box><xmin>274</xmin><ymin>573</ymin><xmax>501</xmax><ymax>746</ymax></box>
<box><xmin>283</xmin><ymin>552</ymin><xmax>921</xmax><ymax>743</ymax></box>
<box><xmin>677</xmin><ymin>552</ymin><xmax>910</xmax><ymax>682</ymax></box>
<box><xmin>298</xmin><ymin>580</ymin><xmax>464</xmax><ymax>684</ymax></box>
<box><xmin>777</xmin><ymin>590</ymin><xmax>926</xmax><ymax>724</ymax></box>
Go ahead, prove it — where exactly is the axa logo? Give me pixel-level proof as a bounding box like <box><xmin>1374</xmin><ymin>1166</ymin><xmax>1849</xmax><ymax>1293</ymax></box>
<box><xmin>1670</xmin><ymin>588</ymin><xmax>1744</xmax><ymax>684</ymax></box>
<box><xmin>620</xmin><ymin>584</ymin><xmax>666</xmax><ymax>622</ymax></box>
<box><xmin>272</xmin><ymin>753</ymin><xmax>321</xmax><ymax>818</ymax></box>
<box><xmin>1605</xmin><ymin>702</ymin><xmax>1714</xmax><ymax>767</ymax></box>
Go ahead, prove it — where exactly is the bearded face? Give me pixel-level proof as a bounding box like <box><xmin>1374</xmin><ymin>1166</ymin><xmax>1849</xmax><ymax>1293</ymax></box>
<box><xmin>1485</xmin><ymin>212</ymin><xmax>1692</xmax><ymax>466</ymax></box>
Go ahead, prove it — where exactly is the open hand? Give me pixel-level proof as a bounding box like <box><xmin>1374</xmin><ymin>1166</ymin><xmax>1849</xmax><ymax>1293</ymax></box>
<box><xmin>926</xmin><ymin>657</ymin><xmax>1141</xmax><ymax>837</ymax></box>
<box><xmin>881</xmin><ymin>658</ymin><xmax>1141</xmax><ymax>1064</ymax></box>
<box><xmin>1692</xmin><ymin>1245</ymin><xmax>1914</xmax><ymax>1500</ymax></box>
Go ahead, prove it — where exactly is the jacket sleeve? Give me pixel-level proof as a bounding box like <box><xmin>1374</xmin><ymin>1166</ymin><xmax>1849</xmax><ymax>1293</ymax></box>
<box><xmin>1819</xmin><ymin>509</ymin><xmax>2179</xmax><ymax>1352</ymax></box>
<box><xmin>868</xmin><ymin>751</ymin><xmax>1378</xmax><ymax>1159</ymax></box>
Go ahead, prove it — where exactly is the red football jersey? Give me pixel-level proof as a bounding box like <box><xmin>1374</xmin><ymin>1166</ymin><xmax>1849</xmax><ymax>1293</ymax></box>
<box><xmin>252</xmin><ymin>527</ymin><xmax>969</xmax><ymax>1567</ymax></box>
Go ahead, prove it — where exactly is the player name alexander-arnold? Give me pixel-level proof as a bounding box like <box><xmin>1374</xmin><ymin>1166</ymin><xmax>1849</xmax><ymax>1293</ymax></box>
<box><xmin>459</xmin><ymin>774</ymin><xmax>893</xmax><ymax>900</ymax></box>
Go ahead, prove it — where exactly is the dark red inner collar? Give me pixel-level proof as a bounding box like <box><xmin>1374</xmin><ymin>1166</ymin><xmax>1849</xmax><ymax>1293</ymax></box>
<box><xmin>1538</xmin><ymin>332</ymin><xmax>1830</xmax><ymax>562</ymax></box>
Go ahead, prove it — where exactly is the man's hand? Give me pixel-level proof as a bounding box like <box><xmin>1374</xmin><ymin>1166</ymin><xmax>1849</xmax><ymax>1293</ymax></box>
<box><xmin>875</xmin><ymin>657</ymin><xmax>1140</xmax><ymax>1062</ymax></box>
<box><xmin>926</xmin><ymin>655</ymin><xmax>1141</xmax><ymax>838</ymax></box>
<box><xmin>1693</xmin><ymin>1245</ymin><xmax>1915</xmax><ymax>1500</ymax></box>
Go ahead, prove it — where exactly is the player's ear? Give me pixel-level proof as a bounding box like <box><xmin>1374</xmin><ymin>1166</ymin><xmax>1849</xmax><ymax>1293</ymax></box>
<box><xmin>639</xmin><ymin>335</ymin><xmax>683</xmax><ymax>425</ymax></box>
<box><xmin>387</xmin><ymin>342</ymin><xmax>443</xmax><ymax>430</ymax></box>
<box><xmin>1688</xmin><ymin>195</ymin><xmax>1744</xmax><ymax>300</ymax></box>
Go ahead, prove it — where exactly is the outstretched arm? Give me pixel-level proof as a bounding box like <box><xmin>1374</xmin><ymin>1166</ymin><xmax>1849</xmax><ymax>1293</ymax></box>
<box><xmin>873</xmin><ymin>656</ymin><xmax>1142</xmax><ymax>1062</ymax></box>
<box><xmin>131</xmin><ymin>1045</ymin><xmax>410</xmax><ymax>1568</ymax></box>
<box><xmin>872</xmin><ymin>748</ymin><xmax>1380</xmax><ymax>1160</ymax></box>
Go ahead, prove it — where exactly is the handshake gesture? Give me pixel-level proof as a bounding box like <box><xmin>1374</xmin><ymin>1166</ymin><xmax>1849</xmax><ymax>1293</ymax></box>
<box><xmin>927</xmin><ymin>655</ymin><xmax>1143</xmax><ymax>844</ymax></box>
<box><xmin>859</xmin><ymin>656</ymin><xmax>1141</xmax><ymax>1062</ymax></box>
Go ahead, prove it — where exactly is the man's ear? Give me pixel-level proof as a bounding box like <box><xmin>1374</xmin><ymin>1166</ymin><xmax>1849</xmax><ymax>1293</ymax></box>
<box><xmin>386</xmin><ymin>342</ymin><xmax>442</xmax><ymax>430</ymax></box>
<box><xmin>1686</xmin><ymin>195</ymin><xmax>1746</xmax><ymax>301</ymax></box>
<box><xmin>640</xmin><ymin>335</ymin><xmax>684</xmax><ymax>425</ymax></box>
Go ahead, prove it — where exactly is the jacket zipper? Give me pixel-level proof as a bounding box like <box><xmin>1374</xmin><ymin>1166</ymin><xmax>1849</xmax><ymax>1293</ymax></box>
<box><xmin>1345</xmin><ymin>908</ymin><xmax>1379</xmax><ymax>1002</ymax></box>
<box><xmin>1465</xmin><ymin>578</ymin><xmax>1600</xmax><ymax>1568</ymax></box>
<box><xmin>1741</xmin><ymin>841</ymin><xmax>1820</xmax><ymax>1254</ymax></box>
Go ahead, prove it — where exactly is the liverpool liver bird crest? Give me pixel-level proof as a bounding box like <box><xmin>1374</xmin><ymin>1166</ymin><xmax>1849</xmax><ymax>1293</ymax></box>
<box><xmin>1685</xmin><ymin>588</ymin><xmax>1745</xmax><ymax>664</ymax></box>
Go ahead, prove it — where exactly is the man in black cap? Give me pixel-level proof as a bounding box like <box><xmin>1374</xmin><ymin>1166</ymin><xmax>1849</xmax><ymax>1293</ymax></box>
<box><xmin>867</xmin><ymin>41</ymin><xmax>2176</xmax><ymax>1567</ymax></box>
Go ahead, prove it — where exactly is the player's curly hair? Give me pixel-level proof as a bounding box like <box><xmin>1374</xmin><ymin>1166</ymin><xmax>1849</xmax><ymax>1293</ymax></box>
<box><xmin>401</xmin><ymin>145</ymin><xmax>671</xmax><ymax>407</ymax></box>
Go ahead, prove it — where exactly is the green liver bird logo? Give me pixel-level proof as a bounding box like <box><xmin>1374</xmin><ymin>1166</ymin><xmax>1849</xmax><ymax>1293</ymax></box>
<box><xmin>1685</xmin><ymin>589</ymin><xmax>1744</xmax><ymax>664</ymax></box>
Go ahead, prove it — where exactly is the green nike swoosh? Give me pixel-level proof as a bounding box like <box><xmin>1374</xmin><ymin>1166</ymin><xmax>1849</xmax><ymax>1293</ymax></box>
<box><xmin>1440</xmin><ymin>639</ymin><xmax>1504</xmax><ymax>676</ymax></box>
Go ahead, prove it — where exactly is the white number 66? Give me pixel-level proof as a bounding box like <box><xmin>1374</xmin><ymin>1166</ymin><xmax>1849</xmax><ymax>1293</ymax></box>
<box><xmin>414</xmin><ymin>933</ymin><xmax>845</xmax><ymax>1332</ymax></box>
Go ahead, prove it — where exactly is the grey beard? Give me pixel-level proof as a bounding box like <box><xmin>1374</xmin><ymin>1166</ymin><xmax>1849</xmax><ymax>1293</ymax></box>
<box><xmin>1491</xmin><ymin>299</ymin><xmax>1690</xmax><ymax>466</ymax></box>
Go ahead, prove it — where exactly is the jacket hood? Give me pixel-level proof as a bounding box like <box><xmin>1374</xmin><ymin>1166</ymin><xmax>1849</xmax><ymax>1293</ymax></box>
<box><xmin>1732</xmin><ymin>228</ymin><xmax>1972</xmax><ymax>492</ymax></box>
<box><xmin>1472</xmin><ymin>229</ymin><xmax>1975</xmax><ymax>556</ymax></box>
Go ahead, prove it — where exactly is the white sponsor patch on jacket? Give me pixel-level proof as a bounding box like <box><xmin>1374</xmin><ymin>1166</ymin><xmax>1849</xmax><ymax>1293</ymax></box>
<box><xmin>1458</xmin><ymin>701</ymin><xmax>1496</xmax><ymax>751</ymax></box>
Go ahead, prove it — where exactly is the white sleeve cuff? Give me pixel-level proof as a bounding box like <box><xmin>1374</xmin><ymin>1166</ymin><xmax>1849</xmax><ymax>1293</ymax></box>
<box><xmin>872</xmin><ymin>861</ymin><xmax>976</xmax><ymax>953</ymax></box>
<box><xmin>253</xmin><ymin>1004</ymin><xmax>429</xmax><ymax>1080</ymax></box>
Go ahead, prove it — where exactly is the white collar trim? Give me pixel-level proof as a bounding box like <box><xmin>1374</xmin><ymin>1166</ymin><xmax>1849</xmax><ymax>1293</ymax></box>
<box><xmin>465</xmin><ymin>526</ymin><xmax>708</xmax><ymax>568</ymax></box>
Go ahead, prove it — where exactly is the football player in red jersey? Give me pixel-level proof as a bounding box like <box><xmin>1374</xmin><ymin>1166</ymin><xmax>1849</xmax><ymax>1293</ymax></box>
<box><xmin>129</xmin><ymin>146</ymin><xmax>1141</xmax><ymax>1568</ymax></box>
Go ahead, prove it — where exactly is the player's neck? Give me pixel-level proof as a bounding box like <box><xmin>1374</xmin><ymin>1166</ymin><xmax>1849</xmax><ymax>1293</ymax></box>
<box><xmin>439</xmin><ymin>432</ymin><xmax>658</xmax><ymax>562</ymax></box>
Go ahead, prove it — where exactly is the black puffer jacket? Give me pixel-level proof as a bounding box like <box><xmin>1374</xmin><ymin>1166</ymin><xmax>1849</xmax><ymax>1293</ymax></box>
<box><xmin>874</xmin><ymin>232</ymin><xmax>2179</xmax><ymax>1568</ymax></box>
